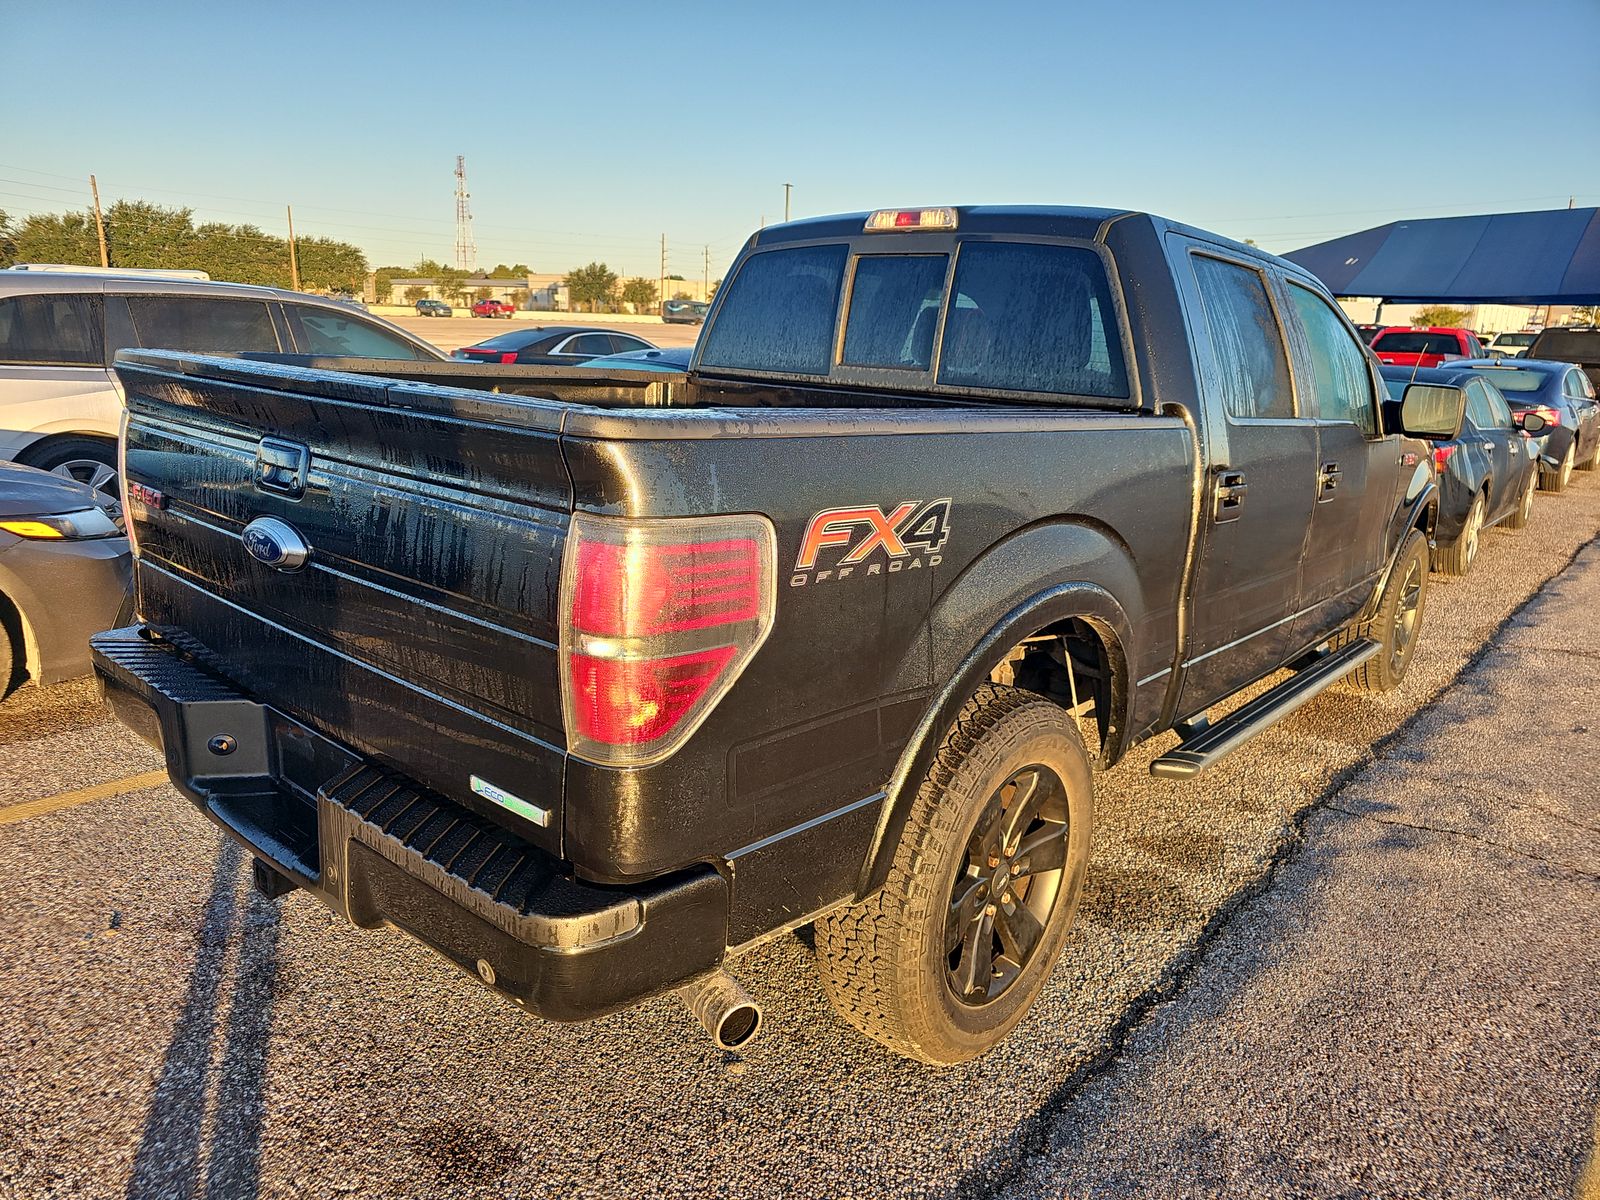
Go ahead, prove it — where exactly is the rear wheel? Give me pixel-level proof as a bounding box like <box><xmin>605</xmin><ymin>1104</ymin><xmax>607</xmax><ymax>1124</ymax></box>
<box><xmin>18</xmin><ymin>437</ymin><xmax>119</xmax><ymax>502</ymax></box>
<box><xmin>1582</xmin><ymin>429</ymin><xmax>1600</xmax><ymax>471</ymax></box>
<box><xmin>1540</xmin><ymin>442</ymin><xmax>1576</xmax><ymax>493</ymax></box>
<box><xmin>1434</xmin><ymin>492</ymin><xmax>1485</xmax><ymax>576</ymax></box>
<box><xmin>1342</xmin><ymin>528</ymin><xmax>1429</xmax><ymax>694</ymax></box>
<box><xmin>1502</xmin><ymin>469</ymin><xmax>1536</xmax><ymax>530</ymax></box>
<box><xmin>814</xmin><ymin>684</ymin><xmax>1093</xmax><ymax>1064</ymax></box>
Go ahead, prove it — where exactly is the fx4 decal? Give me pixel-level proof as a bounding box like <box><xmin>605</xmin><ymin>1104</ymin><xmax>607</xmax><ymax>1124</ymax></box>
<box><xmin>792</xmin><ymin>498</ymin><xmax>952</xmax><ymax>587</ymax></box>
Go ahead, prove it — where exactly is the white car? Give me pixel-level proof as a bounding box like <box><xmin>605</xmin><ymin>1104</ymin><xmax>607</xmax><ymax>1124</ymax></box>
<box><xmin>1487</xmin><ymin>331</ymin><xmax>1538</xmax><ymax>359</ymax></box>
<box><xmin>0</xmin><ymin>268</ymin><xmax>444</xmax><ymax>498</ymax></box>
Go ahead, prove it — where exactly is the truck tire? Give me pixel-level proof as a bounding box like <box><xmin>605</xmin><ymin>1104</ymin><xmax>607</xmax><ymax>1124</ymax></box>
<box><xmin>1501</xmin><ymin>469</ymin><xmax>1536</xmax><ymax>530</ymax></box>
<box><xmin>1340</xmin><ymin>528</ymin><xmax>1429</xmax><ymax>694</ymax></box>
<box><xmin>813</xmin><ymin>684</ymin><xmax>1093</xmax><ymax>1064</ymax></box>
<box><xmin>1433</xmin><ymin>491</ymin><xmax>1485</xmax><ymax>576</ymax></box>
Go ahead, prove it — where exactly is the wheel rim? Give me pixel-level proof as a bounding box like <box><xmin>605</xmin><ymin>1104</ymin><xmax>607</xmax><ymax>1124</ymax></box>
<box><xmin>1463</xmin><ymin>496</ymin><xmax>1482</xmax><ymax>566</ymax></box>
<box><xmin>1392</xmin><ymin>556</ymin><xmax>1423</xmax><ymax>669</ymax></box>
<box><xmin>1521</xmin><ymin>472</ymin><xmax>1536</xmax><ymax>521</ymax></box>
<box><xmin>1561</xmin><ymin>446</ymin><xmax>1575</xmax><ymax>488</ymax></box>
<box><xmin>945</xmin><ymin>763</ymin><xmax>1069</xmax><ymax>1007</ymax></box>
<box><xmin>50</xmin><ymin>458</ymin><xmax>119</xmax><ymax>498</ymax></box>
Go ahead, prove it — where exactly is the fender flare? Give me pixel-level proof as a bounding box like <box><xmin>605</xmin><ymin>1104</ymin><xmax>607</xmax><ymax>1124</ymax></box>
<box><xmin>856</xmin><ymin>578</ymin><xmax>1134</xmax><ymax>899</ymax></box>
<box><xmin>1363</xmin><ymin>476</ymin><xmax>1438</xmax><ymax>622</ymax></box>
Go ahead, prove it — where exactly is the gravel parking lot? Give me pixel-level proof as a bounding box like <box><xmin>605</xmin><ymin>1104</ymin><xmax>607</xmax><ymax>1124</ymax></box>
<box><xmin>1</xmin><ymin>472</ymin><xmax>1597</xmax><ymax>1199</ymax></box>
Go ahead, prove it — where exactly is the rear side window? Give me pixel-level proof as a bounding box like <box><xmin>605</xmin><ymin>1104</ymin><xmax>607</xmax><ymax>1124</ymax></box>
<box><xmin>841</xmin><ymin>255</ymin><xmax>947</xmax><ymax>370</ymax></box>
<box><xmin>291</xmin><ymin>306</ymin><xmax>427</xmax><ymax>359</ymax></box>
<box><xmin>1566</xmin><ymin>370</ymin><xmax>1594</xmax><ymax>399</ymax></box>
<box><xmin>937</xmin><ymin>243</ymin><xmax>1127</xmax><ymax>398</ymax></box>
<box><xmin>126</xmin><ymin>296</ymin><xmax>280</xmax><ymax>353</ymax></box>
<box><xmin>561</xmin><ymin>333</ymin><xmax>615</xmax><ymax>356</ymax></box>
<box><xmin>1191</xmin><ymin>256</ymin><xmax>1293</xmax><ymax>420</ymax></box>
<box><xmin>1286</xmin><ymin>284</ymin><xmax>1376</xmax><ymax>434</ymax></box>
<box><xmin>0</xmin><ymin>294</ymin><xmax>104</xmax><ymax>366</ymax></box>
<box><xmin>610</xmin><ymin>334</ymin><xmax>653</xmax><ymax>353</ymax></box>
<box><xmin>700</xmin><ymin>244</ymin><xmax>848</xmax><ymax>376</ymax></box>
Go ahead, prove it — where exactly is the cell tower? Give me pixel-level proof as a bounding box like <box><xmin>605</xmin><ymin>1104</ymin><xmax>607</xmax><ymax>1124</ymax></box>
<box><xmin>453</xmin><ymin>155</ymin><xmax>476</xmax><ymax>272</ymax></box>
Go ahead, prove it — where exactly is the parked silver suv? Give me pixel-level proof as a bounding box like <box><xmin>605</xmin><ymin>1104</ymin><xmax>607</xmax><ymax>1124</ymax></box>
<box><xmin>0</xmin><ymin>267</ymin><xmax>445</xmax><ymax>497</ymax></box>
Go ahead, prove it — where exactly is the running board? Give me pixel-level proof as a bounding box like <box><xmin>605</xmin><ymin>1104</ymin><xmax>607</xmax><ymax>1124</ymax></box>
<box><xmin>1150</xmin><ymin>639</ymin><xmax>1383</xmax><ymax>779</ymax></box>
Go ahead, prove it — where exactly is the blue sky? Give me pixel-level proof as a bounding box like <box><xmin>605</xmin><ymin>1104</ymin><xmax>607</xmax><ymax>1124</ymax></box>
<box><xmin>5</xmin><ymin>0</ymin><xmax>1597</xmax><ymax>280</ymax></box>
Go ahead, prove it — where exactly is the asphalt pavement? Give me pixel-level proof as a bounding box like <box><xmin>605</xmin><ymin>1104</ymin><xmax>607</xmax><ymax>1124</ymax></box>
<box><xmin>1</xmin><ymin>470</ymin><xmax>1598</xmax><ymax>1199</ymax></box>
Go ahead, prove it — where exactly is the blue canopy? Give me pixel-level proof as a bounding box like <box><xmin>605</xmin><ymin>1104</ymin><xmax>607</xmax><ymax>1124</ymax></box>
<box><xmin>1286</xmin><ymin>207</ymin><xmax>1600</xmax><ymax>304</ymax></box>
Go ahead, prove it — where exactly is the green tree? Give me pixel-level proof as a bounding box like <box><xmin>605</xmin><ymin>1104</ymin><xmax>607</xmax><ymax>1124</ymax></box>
<box><xmin>488</xmin><ymin>263</ymin><xmax>532</xmax><ymax>279</ymax></box>
<box><xmin>708</xmin><ymin>277</ymin><xmax>722</xmax><ymax>299</ymax></box>
<box><xmin>671</xmin><ymin>290</ymin><xmax>693</xmax><ymax>301</ymax></box>
<box><xmin>474</xmin><ymin>287</ymin><xmax>494</xmax><ymax>303</ymax></box>
<box><xmin>13</xmin><ymin>210</ymin><xmax>99</xmax><ymax>266</ymax></box>
<box><xmin>403</xmin><ymin>286</ymin><xmax>429</xmax><ymax>303</ymax></box>
<box><xmin>434</xmin><ymin>266</ymin><xmax>469</xmax><ymax>305</ymax></box>
<box><xmin>0</xmin><ymin>210</ymin><xmax>14</xmax><ymax>268</ymax></box>
<box><xmin>1413</xmin><ymin>304</ymin><xmax>1471</xmax><ymax>328</ymax></box>
<box><xmin>564</xmin><ymin>261</ymin><xmax>619</xmax><ymax>312</ymax></box>
<box><xmin>621</xmin><ymin>278</ymin><xmax>658</xmax><ymax>313</ymax></box>
<box><xmin>1570</xmin><ymin>306</ymin><xmax>1597</xmax><ymax>325</ymax></box>
<box><xmin>509</xmin><ymin>289</ymin><xmax>530</xmax><ymax>307</ymax></box>
<box><xmin>372</xmin><ymin>265</ymin><xmax>409</xmax><ymax>304</ymax></box>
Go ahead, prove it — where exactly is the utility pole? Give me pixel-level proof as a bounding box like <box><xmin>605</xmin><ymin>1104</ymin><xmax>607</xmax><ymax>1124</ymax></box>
<box><xmin>784</xmin><ymin>183</ymin><xmax>793</xmax><ymax>223</ymax></box>
<box><xmin>286</xmin><ymin>205</ymin><xmax>301</xmax><ymax>291</ymax></box>
<box><xmin>702</xmin><ymin>245</ymin><xmax>710</xmax><ymax>299</ymax></box>
<box><xmin>89</xmin><ymin>175</ymin><xmax>108</xmax><ymax>268</ymax></box>
<box><xmin>660</xmin><ymin>234</ymin><xmax>667</xmax><ymax>313</ymax></box>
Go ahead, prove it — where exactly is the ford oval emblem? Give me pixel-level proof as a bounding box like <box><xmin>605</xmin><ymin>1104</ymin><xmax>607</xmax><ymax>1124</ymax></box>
<box><xmin>241</xmin><ymin>516</ymin><xmax>311</xmax><ymax>571</ymax></box>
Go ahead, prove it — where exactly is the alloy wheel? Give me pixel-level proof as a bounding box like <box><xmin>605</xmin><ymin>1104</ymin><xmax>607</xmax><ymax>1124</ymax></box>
<box><xmin>1392</xmin><ymin>556</ymin><xmax>1424</xmax><ymax>671</ymax></box>
<box><xmin>50</xmin><ymin>458</ymin><xmax>119</xmax><ymax>500</ymax></box>
<box><xmin>1462</xmin><ymin>495</ymin><xmax>1483</xmax><ymax>568</ymax></box>
<box><xmin>946</xmin><ymin>763</ymin><xmax>1070</xmax><ymax>1006</ymax></box>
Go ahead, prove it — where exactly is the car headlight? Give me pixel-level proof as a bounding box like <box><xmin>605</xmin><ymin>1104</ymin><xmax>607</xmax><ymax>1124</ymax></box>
<box><xmin>0</xmin><ymin>507</ymin><xmax>122</xmax><ymax>540</ymax></box>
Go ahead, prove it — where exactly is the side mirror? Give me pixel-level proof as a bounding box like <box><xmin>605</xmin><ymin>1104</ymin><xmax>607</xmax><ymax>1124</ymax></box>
<box><xmin>1520</xmin><ymin>412</ymin><xmax>1547</xmax><ymax>434</ymax></box>
<box><xmin>1400</xmin><ymin>383</ymin><xmax>1465</xmax><ymax>441</ymax></box>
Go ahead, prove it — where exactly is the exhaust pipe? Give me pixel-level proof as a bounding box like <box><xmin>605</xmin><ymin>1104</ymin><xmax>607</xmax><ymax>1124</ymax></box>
<box><xmin>678</xmin><ymin>970</ymin><xmax>763</xmax><ymax>1051</ymax></box>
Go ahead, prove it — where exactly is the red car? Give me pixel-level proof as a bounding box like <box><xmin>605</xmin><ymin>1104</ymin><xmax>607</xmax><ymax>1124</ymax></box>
<box><xmin>471</xmin><ymin>299</ymin><xmax>515</xmax><ymax>318</ymax></box>
<box><xmin>1370</xmin><ymin>326</ymin><xmax>1485</xmax><ymax>369</ymax></box>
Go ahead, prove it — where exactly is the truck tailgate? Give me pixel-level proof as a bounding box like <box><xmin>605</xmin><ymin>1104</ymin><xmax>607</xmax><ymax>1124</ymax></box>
<box><xmin>114</xmin><ymin>351</ymin><xmax>573</xmax><ymax>852</ymax></box>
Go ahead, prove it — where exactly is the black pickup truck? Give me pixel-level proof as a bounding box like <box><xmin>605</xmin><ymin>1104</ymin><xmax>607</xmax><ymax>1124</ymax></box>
<box><xmin>93</xmin><ymin>206</ymin><xmax>1461</xmax><ymax>1064</ymax></box>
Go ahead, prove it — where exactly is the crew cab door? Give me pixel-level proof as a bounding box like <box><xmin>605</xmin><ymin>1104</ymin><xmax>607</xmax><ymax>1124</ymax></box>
<box><xmin>1169</xmin><ymin>242</ymin><xmax>1318</xmax><ymax>715</ymax></box>
<box><xmin>1281</xmin><ymin>281</ymin><xmax>1399</xmax><ymax>645</ymax></box>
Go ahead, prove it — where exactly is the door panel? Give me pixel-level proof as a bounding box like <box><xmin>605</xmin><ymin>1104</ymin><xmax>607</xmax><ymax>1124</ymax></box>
<box><xmin>1168</xmin><ymin>240</ymin><xmax>1318</xmax><ymax>716</ymax></box>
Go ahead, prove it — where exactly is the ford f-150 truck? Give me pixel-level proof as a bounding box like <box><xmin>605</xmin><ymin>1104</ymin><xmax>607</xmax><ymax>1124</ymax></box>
<box><xmin>93</xmin><ymin>206</ymin><xmax>1460</xmax><ymax>1064</ymax></box>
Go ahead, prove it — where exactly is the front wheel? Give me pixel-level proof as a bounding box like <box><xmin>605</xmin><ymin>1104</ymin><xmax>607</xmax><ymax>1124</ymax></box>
<box><xmin>1342</xmin><ymin>528</ymin><xmax>1429</xmax><ymax>693</ymax></box>
<box><xmin>814</xmin><ymin>685</ymin><xmax>1093</xmax><ymax>1064</ymax></box>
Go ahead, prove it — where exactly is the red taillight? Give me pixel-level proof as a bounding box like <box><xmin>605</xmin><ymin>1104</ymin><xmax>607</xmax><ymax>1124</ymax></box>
<box><xmin>560</xmin><ymin>514</ymin><xmax>776</xmax><ymax>765</ymax></box>
<box><xmin>499</xmin><ymin>351</ymin><xmax>517</xmax><ymax>364</ymax></box>
<box><xmin>1434</xmin><ymin>445</ymin><xmax>1456</xmax><ymax>470</ymax></box>
<box><xmin>1527</xmin><ymin>405</ymin><xmax>1561</xmax><ymax>427</ymax></box>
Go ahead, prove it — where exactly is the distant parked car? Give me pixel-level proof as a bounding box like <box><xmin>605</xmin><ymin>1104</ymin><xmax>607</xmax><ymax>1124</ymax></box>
<box><xmin>1453</xmin><ymin>357</ymin><xmax>1600</xmax><ymax>490</ymax></box>
<box><xmin>1487</xmin><ymin>331</ymin><xmax>1537</xmax><ymax>359</ymax></box>
<box><xmin>1381</xmin><ymin>365</ymin><xmax>1546</xmax><ymax>575</ymax></box>
<box><xmin>1371</xmin><ymin>327</ymin><xmax>1486</xmax><ymax>369</ymax></box>
<box><xmin>1526</xmin><ymin>326</ymin><xmax>1600</xmax><ymax>390</ymax></box>
<box><xmin>577</xmin><ymin>345</ymin><xmax>693</xmax><ymax>373</ymax></box>
<box><xmin>0</xmin><ymin>461</ymin><xmax>129</xmax><ymax>695</ymax></box>
<box><xmin>0</xmin><ymin>269</ymin><xmax>444</xmax><ymax>499</ymax></box>
<box><xmin>414</xmin><ymin>298</ymin><xmax>453</xmax><ymax>317</ymax></box>
<box><xmin>662</xmin><ymin>299</ymin><xmax>709</xmax><ymax>325</ymax></box>
<box><xmin>471</xmin><ymin>299</ymin><xmax>515</xmax><ymax>318</ymax></box>
<box><xmin>452</xmin><ymin>326</ymin><xmax>657</xmax><ymax>365</ymax></box>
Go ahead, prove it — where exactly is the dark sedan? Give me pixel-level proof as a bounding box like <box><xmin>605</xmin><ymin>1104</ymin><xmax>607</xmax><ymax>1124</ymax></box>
<box><xmin>0</xmin><ymin>462</ymin><xmax>130</xmax><ymax>695</ymax></box>
<box><xmin>451</xmin><ymin>326</ymin><xmax>657</xmax><ymax>365</ymax></box>
<box><xmin>577</xmin><ymin>345</ymin><xmax>694</xmax><ymax>373</ymax></box>
<box><xmin>1380</xmin><ymin>366</ymin><xmax>1547</xmax><ymax>576</ymax></box>
<box><xmin>1447</xmin><ymin>358</ymin><xmax>1600</xmax><ymax>491</ymax></box>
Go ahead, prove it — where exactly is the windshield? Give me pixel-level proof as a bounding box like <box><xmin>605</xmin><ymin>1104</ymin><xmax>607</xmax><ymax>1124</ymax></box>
<box><xmin>1373</xmin><ymin>331</ymin><xmax>1461</xmax><ymax>355</ymax></box>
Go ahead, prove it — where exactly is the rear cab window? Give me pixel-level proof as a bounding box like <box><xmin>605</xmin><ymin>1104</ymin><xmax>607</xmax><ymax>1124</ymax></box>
<box><xmin>699</xmin><ymin>237</ymin><xmax>1129</xmax><ymax>401</ymax></box>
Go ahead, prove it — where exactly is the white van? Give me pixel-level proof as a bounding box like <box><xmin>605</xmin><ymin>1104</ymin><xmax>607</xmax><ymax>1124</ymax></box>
<box><xmin>0</xmin><ymin>270</ymin><xmax>444</xmax><ymax>496</ymax></box>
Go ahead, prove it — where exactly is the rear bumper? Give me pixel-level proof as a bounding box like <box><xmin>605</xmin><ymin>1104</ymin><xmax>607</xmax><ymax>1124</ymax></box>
<box><xmin>91</xmin><ymin>625</ymin><xmax>729</xmax><ymax>1022</ymax></box>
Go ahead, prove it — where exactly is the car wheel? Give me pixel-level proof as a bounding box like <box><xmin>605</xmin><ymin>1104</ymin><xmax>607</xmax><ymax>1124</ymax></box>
<box><xmin>813</xmin><ymin>684</ymin><xmax>1093</xmax><ymax>1064</ymax></box>
<box><xmin>1434</xmin><ymin>491</ymin><xmax>1485</xmax><ymax>576</ymax></box>
<box><xmin>0</xmin><ymin>612</ymin><xmax>16</xmax><ymax>700</ymax></box>
<box><xmin>1581</xmin><ymin>430</ymin><xmax>1600</xmax><ymax>471</ymax></box>
<box><xmin>1502</xmin><ymin>470</ymin><xmax>1536</xmax><ymax>530</ymax></box>
<box><xmin>1540</xmin><ymin>442</ymin><xmax>1576</xmax><ymax>493</ymax></box>
<box><xmin>19</xmin><ymin>437</ymin><xmax>119</xmax><ymax>501</ymax></box>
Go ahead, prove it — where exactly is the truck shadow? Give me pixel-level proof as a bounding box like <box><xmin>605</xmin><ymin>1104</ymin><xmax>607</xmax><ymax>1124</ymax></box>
<box><xmin>125</xmin><ymin>838</ymin><xmax>280</xmax><ymax>1200</ymax></box>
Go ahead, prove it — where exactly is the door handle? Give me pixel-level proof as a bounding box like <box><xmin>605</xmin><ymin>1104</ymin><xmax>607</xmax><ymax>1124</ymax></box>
<box><xmin>1481</xmin><ymin>441</ymin><xmax>1494</xmax><ymax>453</ymax></box>
<box><xmin>1318</xmin><ymin>462</ymin><xmax>1342</xmax><ymax>495</ymax></box>
<box><xmin>1214</xmin><ymin>471</ymin><xmax>1248</xmax><ymax>522</ymax></box>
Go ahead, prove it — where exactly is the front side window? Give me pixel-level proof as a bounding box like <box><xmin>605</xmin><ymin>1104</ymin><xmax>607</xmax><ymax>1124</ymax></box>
<box><xmin>126</xmin><ymin>296</ymin><xmax>280</xmax><ymax>353</ymax></box>
<box><xmin>841</xmin><ymin>254</ymin><xmax>947</xmax><ymax>370</ymax></box>
<box><xmin>0</xmin><ymin>294</ymin><xmax>103</xmax><ymax>366</ymax></box>
<box><xmin>1287</xmin><ymin>283</ymin><xmax>1376</xmax><ymax>434</ymax></box>
<box><xmin>1190</xmin><ymin>256</ymin><xmax>1293</xmax><ymax>420</ymax></box>
<box><xmin>292</xmin><ymin>307</ymin><xmax>427</xmax><ymax>359</ymax></box>
<box><xmin>700</xmin><ymin>244</ymin><xmax>848</xmax><ymax>376</ymax></box>
<box><xmin>936</xmin><ymin>242</ymin><xmax>1127</xmax><ymax>398</ymax></box>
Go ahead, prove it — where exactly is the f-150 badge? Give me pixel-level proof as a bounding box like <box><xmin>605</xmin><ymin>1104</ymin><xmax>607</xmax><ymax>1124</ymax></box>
<box><xmin>792</xmin><ymin>499</ymin><xmax>951</xmax><ymax>587</ymax></box>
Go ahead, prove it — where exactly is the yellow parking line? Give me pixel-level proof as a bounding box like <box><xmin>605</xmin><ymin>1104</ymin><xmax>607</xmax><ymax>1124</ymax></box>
<box><xmin>0</xmin><ymin>769</ymin><xmax>171</xmax><ymax>827</ymax></box>
<box><xmin>1580</xmin><ymin>1105</ymin><xmax>1600</xmax><ymax>1200</ymax></box>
